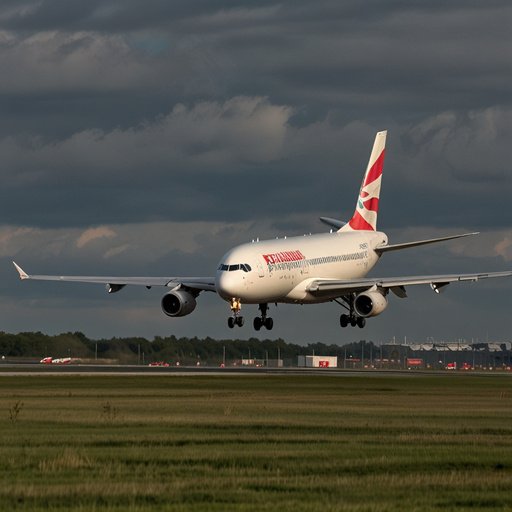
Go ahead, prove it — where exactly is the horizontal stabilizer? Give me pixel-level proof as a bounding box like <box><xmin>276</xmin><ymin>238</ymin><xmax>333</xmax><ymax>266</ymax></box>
<box><xmin>319</xmin><ymin>217</ymin><xmax>346</xmax><ymax>230</ymax></box>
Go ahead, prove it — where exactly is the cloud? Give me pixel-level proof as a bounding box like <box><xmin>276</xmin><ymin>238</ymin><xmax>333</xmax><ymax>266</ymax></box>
<box><xmin>494</xmin><ymin>236</ymin><xmax>512</xmax><ymax>262</ymax></box>
<box><xmin>1</xmin><ymin>101</ymin><xmax>510</xmax><ymax>233</ymax></box>
<box><xmin>76</xmin><ymin>226</ymin><xmax>116</xmax><ymax>248</ymax></box>
<box><xmin>1</xmin><ymin>219</ymin><xmax>258</xmax><ymax>273</ymax></box>
<box><xmin>0</xmin><ymin>30</ymin><xmax>144</xmax><ymax>94</ymax></box>
<box><xmin>0</xmin><ymin>96</ymin><xmax>301</xmax><ymax>227</ymax></box>
<box><xmin>1</xmin><ymin>95</ymin><xmax>292</xmax><ymax>181</ymax></box>
<box><xmin>403</xmin><ymin>106</ymin><xmax>512</xmax><ymax>186</ymax></box>
<box><xmin>1</xmin><ymin>1</ymin><xmax>512</xmax><ymax>342</ymax></box>
<box><xmin>104</xmin><ymin>244</ymin><xmax>130</xmax><ymax>259</ymax></box>
<box><xmin>0</xmin><ymin>226</ymin><xmax>35</xmax><ymax>257</ymax></box>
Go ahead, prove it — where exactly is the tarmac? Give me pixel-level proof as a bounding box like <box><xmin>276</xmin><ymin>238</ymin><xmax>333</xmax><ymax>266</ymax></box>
<box><xmin>0</xmin><ymin>363</ymin><xmax>505</xmax><ymax>377</ymax></box>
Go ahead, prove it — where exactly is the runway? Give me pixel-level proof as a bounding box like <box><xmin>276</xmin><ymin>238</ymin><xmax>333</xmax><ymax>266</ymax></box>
<box><xmin>0</xmin><ymin>363</ymin><xmax>398</xmax><ymax>376</ymax></box>
<box><xmin>0</xmin><ymin>362</ymin><xmax>501</xmax><ymax>377</ymax></box>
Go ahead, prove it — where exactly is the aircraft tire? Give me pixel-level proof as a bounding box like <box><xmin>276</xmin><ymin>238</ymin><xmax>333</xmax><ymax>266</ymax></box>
<box><xmin>340</xmin><ymin>314</ymin><xmax>349</xmax><ymax>328</ymax></box>
<box><xmin>228</xmin><ymin>317</ymin><xmax>235</xmax><ymax>328</ymax></box>
<box><xmin>265</xmin><ymin>317</ymin><xmax>274</xmax><ymax>330</ymax></box>
<box><xmin>254</xmin><ymin>317</ymin><xmax>262</xmax><ymax>331</ymax></box>
<box><xmin>236</xmin><ymin>316</ymin><xmax>244</xmax><ymax>327</ymax></box>
<box><xmin>357</xmin><ymin>317</ymin><xmax>366</xmax><ymax>328</ymax></box>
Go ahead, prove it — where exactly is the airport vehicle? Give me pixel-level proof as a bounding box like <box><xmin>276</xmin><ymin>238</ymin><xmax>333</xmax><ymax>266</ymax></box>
<box><xmin>51</xmin><ymin>357</ymin><xmax>72</xmax><ymax>365</ymax></box>
<box><xmin>13</xmin><ymin>131</ymin><xmax>512</xmax><ymax>331</ymax></box>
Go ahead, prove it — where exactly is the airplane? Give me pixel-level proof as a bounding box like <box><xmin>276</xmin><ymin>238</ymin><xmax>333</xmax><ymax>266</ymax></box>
<box><xmin>13</xmin><ymin>131</ymin><xmax>512</xmax><ymax>331</ymax></box>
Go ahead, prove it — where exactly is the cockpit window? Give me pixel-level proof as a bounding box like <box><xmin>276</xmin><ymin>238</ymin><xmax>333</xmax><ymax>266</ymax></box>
<box><xmin>218</xmin><ymin>263</ymin><xmax>252</xmax><ymax>272</ymax></box>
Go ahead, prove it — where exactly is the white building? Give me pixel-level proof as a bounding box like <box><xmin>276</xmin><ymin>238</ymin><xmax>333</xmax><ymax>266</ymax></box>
<box><xmin>298</xmin><ymin>355</ymin><xmax>338</xmax><ymax>368</ymax></box>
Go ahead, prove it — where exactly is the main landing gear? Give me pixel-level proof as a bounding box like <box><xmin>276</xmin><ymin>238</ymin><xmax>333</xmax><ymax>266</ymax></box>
<box><xmin>228</xmin><ymin>298</ymin><xmax>244</xmax><ymax>328</ymax></box>
<box><xmin>253</xmin><ymin>303</ymin><xmax>273</xmax><ymax>331</ymax></box>
<box><xmin>339</xmin><ymin>314</ymin><xmax>366</xmax><ymax>329</ymax></box>
<box><xmin>336</xmin><ymin>295</ymin><xmax>366</xmax><ymax>329</ymax></box>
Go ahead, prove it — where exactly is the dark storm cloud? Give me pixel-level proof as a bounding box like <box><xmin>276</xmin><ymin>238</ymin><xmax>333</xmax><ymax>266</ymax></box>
<box><xmin>0</xmin><ymin>1</ymin><xmax>511</xmax><ymax>342</ymax></box>
<box><xmin>0</xmin><ymin>100</ymin><xmax>509</xmax><ymax>230</ymax></box>
<box><xmin>1</xmin><ymin>2</ymin><xmax>511</xmax><ymax>111</ymax></box>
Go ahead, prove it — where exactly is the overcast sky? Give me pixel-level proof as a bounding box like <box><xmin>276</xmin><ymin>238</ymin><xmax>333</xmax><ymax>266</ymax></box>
<box><xmin>0</xmin><ymin>1</ymin><xmax>511</xmax><ymax>346</ymax></box>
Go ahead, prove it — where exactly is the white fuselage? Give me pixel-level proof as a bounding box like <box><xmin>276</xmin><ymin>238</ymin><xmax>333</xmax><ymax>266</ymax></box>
<box><xmin>215</xmin><ymin>230</ymin><xmax>388</xmax><ymax>304</ymax></box>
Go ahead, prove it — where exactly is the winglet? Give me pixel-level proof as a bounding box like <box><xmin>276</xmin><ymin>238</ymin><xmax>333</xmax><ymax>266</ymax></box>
<box><xmin>13</xmin><ymin>261</ymin><xmax>29</xmax><ymax>280</ymax></box>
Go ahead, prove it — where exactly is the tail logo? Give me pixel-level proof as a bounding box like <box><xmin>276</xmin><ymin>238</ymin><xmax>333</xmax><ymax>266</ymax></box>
<box><xmin>341</xmin><ymin>131</ymin><xmax>386</xmax><ymax>232</ymax></box>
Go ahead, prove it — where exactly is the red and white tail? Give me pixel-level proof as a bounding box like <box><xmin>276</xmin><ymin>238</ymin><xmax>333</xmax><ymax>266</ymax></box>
<box><xmin>340</xmin><ymin>130</ymin><xmax>386</xmax><ymax>232</ymax></box>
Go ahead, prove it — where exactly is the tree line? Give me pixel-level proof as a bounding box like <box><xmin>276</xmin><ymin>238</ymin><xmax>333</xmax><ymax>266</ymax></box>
<box><xmin>0</xmin><ymin>331</ymin><xmax>378</xmax><ymax>365</ymax></box>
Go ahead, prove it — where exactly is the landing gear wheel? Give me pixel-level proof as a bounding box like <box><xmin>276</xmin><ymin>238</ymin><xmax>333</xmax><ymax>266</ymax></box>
<box><xmin>254</xmin><ymin>303</ymin><xmax>273</xmax><ymax>331</ymax></box>
<box><xmin>340</xmin><ymin>314</ymin><xmax>349</xmax><ymax>328</ymax></box>
<box><xmin>350</xmin><ymin>317</ymin><xmax>357</xmax><ymax>327</ymax></box>
<box><xmin>236</xmin><ymin>316</ymin><xmax>244</xmax><ymax>327</ymax></box>
<box><xmin>356</xmin><ymin>317</ymin><xmax>366</xmax><ymax>328</ymax></box>
<box><xmin>228</xmin><ymin>317</ymin><xmax>235</xmax><ymax>329</ymax></box>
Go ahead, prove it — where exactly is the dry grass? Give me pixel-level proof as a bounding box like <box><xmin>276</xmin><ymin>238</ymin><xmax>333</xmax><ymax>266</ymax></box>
<box><xmin>0</xmin><ymin>374</ymin><xmax>511</xmax><ymax>511</ymax></box>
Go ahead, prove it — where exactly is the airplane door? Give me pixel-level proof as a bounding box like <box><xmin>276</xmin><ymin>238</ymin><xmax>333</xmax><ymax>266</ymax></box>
<box><xmin>256</xmin><ymin>261</ymin><xmax>265</xmax><ymax>278</ymax></box>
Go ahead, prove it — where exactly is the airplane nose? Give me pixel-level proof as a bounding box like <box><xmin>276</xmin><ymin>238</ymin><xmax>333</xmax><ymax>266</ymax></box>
<box><xmin>216</xmin><ymin>272</ymin><xmax>238</xmax><ymax>300</ymax></box>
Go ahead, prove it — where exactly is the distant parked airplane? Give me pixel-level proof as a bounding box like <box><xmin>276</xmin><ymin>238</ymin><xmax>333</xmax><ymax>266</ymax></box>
<box><xmin>14</xmin><ymin>131</ymin><xmax>512</xmax><ymax>330</ymax></box>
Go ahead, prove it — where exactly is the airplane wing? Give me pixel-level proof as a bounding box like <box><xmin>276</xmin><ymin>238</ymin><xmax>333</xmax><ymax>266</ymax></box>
<box><xmin>375</xmin><ymin>232</ymin><xmax>479</xmax><ymax>254</ymax></box>
<box><xmin>307</xmin><ymin>271</ymin><xmax>512</xmax><ymax>298</ymax></box>
<box><xmin>13</xmin><ymin>262</ymin><xmax>216</xmax><ymax>293</ymax></box>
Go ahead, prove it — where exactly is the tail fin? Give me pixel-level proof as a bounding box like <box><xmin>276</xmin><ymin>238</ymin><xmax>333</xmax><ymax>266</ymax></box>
<box><xmin>340</xmin><ymin>130</ymin><xmax>387</xmax><ymax>232</ymax></box>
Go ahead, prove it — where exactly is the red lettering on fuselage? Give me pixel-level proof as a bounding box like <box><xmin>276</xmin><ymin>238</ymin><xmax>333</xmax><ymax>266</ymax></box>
<box><xmin>262</xmin><ymin>250</ymin><xmax>305</xmax><ymax>265</ymax></box>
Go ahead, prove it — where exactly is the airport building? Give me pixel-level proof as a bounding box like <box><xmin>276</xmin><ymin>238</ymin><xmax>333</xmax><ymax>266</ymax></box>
<box><xmin>376</xmin><ymin>342</ymin><xmax>512</xmax><ymax>370</ymax></box>
<box><xmin>298</xmin><ymin>355</ymin><xmax>338</xmax><ymax>368</ymax></box>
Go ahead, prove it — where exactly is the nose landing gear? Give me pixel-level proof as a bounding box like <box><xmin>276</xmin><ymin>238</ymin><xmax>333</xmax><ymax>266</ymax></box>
<box><xmin>254</xmin><ymin>303</ymin><xmax>273</xmax><ymax>331</ymax></box>
<box><xmin>228</xmin><ymin>298</ymin><xmax>244</xmax><ymax>328</ymax></box>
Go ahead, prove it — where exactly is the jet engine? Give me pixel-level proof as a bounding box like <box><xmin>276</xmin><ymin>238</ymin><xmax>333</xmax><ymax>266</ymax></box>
<box><xmin>354</xmin><ymin>290</ymin><xmax>388</xmax><ymax>318</ymax></box>
<box><xmin>161</xmin><ymin>290</ymin><xmax>197</xmax><ymax>317</ymax></box>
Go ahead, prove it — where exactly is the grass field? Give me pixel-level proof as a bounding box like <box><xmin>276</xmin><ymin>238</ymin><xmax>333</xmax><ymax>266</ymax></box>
<box><xmin>1</xmin><ymin>373</ymin><xmax>512</xmax><ymax>511</ymax></box>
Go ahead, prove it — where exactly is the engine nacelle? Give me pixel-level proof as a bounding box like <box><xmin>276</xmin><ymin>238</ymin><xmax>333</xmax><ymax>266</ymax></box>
<box><xmin>354</xmin><ymin>290</ymin><xmax>388</xmax><ymax>318</ymax></box>
<box><xmin>161</xmin><ymin>290</ymin><xmax>197</xmax><ymax>317</ymax></box>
